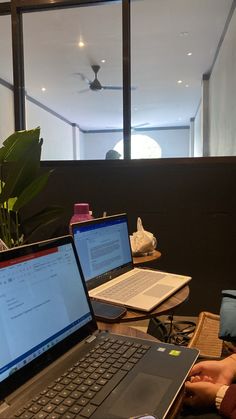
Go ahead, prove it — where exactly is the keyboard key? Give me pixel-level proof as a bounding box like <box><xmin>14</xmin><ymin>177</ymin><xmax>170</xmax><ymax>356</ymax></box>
<box><xmin>55</xmin><ymin>405</ymin><xmax>68</xmax><ymax>415</ymax></box>
<box><xmin>63</xmin><ymin>398</ymin><xmax>75</xmax><ymax>407</ymax></box>
<box><xmin>19</xmin><ymin>413</ymin><xmax>33</xmax><ymax>419</ymax></box>
<box><xmin>42</xmin><ymin>404</ymin><xmax>55</xmax><ymax>413</ymax></box>
<box><xmin>33</xmin><ymin>412</ymin><xmax>48</xmax><ymax>419</ymax></box>
<box><xmin>50</xmin><ymin>396</ymin><xmax>64</xmax><ymax>406</ymax></box>
<box><xmin>78</xmin><ymin>397</ymin><xmax>89</xmax><ymax>407</ymax></box>
<box><xmin>69</xmin><ymin>404</ymin><xmax>82</xmax><ymax>414</ymax></box>
<box><xmin>80</xmin><ymin>404</ymin><xmax>97</xmax><ymax>418</ymax></box>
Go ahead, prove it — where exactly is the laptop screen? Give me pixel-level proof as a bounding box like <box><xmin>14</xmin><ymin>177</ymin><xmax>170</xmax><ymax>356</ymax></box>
<box><xmin>72</xmin><ymin>214</ymin><xmax>133</xmax><ymax>289</ymax></box>
<box><xmin>0</xmin><ymin>241</ymin><xmax>92</xmax><ymax>384</ymax></box>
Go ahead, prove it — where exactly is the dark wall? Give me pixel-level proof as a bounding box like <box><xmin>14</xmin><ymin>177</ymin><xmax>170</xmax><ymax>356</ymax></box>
<box><xmin>24</xmin><ymin>157</ymin><xmax>236</xmax><ymax>316</ymax></box>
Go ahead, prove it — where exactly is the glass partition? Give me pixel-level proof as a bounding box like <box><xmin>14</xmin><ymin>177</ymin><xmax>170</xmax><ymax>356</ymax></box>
<box><xmin>131</xmin><ymin>0</ymin><xmax>234</xmax><ymax>158</ymax></box>
<box><xmin>2</xmin><ymin>0</ymin><xmax>234</xmax><ymax>159</ymax></box>
<box><xmin>0</xmin><ymin>14</ymin><xmax>14</xmax><ymax>144</ymax></box>
<box><xmin>23</xmin><ymin>2</ymin><xmax>123</xmax><ymax>160</ymax></box>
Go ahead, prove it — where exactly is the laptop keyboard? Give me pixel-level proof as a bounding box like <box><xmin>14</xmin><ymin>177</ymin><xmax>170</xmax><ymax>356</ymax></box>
<box><xmin>14</xmin><ymin>336</ymin><xmax>150</xmax><ymax>419</ymax></box>
<box><xmin>96</xmin><ymin>270</ymin><xmax>165</xmax><ymax>302</ymax></box>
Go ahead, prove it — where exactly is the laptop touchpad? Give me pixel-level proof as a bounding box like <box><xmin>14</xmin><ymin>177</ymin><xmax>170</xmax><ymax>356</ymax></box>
<box><xmin>144</xmin><ymin>284</ymin><xmax>173</xmax><ymax>297</ymax></box>
<box><xmin>108</xmin><ymin>372</ymin><xmax>172</xmax><ymax>418</ymax></box>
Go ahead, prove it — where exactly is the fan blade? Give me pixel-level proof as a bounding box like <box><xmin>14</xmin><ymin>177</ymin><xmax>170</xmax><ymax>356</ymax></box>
<box><xmin>132</xmin><ymin>122</ymin><xmax>149</xmax><ymax>129</ymax></box>
<box><xmin>75</xmin><ymin>72</ymin><xmax>91</xmax><ymax>85</ymax></box>
<box><xmin>78</xmin><ymin>88</ymin><xmax>90</xmax><ymax>94</ymax></box>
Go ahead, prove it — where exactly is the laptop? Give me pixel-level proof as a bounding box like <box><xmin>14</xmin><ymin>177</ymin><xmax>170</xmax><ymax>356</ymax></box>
<box><xmin>0</xmin><ymin>235</ymin><xmax>198</xmax><ymax>419</ymax></box>
<box><xmin>71</xmin><ymin>214</ymin><xmax>191</xmax><ymax>312</ymax></box>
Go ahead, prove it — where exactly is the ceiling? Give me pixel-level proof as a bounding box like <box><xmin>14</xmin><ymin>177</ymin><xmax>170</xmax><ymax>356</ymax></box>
<box><xmin>0</xmin><ymin>0</ymin><xmax>234</xmax><ymax>131</ymax></box>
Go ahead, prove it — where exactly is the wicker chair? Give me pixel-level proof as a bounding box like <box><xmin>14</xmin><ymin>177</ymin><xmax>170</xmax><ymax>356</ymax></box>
<box><xmin>188</xmin><ymin>311</ymin><xmax>223</xmax><ymax>359</ymax></box>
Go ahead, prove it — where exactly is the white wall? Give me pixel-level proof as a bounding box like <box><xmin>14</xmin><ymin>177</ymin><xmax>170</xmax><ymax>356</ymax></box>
<box><xmin>26</xmin><ymin>99</ymin><xmax>74</xmax><ymax>160</ymax></box>
<box><xmin>82</xmin><ymin>127</ymin><xmax>190</xmax><ymax>159</ymax></box>
<box><xmin>208</xmin><ymin>8</ymin><xmax>236</xmax><ymax>156</ymax></box>
<box><xmin>82</xmin><ymin>131</ymin><xmax>122</xmax><ymax>160</ymax></box>
<box><xmin>150</xmin><ymin>128</ymin><xmax>189</xmax><ymax>158</ymax></box>
<box><xmin>77</xmin><ymin>128</ymin><xmax>85</xmax><ymax>160</ymax></box>
<box><xmin>193</xmin><ymin>102</ymin><xmax>203</xmax><ymax>157</ymax></box>
<box><xmin>0</xmin><ymin>85</ymin><xmax>14</xmax><ymax>145</ymax></box>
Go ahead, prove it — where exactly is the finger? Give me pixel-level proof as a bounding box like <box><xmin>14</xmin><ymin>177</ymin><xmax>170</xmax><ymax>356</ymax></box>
<box><xmin>202</xmin><ymin>375</ymin><xmax>213</xmax><ymax>383</ymax></box>
<box><xmin>189</xmin><ymin>363</ymin><xmax>204</xmax><ymax>376</ymax></box>
<box><xmin>190</xmin><ymin>375</ymin><xmax>201</xmax><ymax>383</ymax></box>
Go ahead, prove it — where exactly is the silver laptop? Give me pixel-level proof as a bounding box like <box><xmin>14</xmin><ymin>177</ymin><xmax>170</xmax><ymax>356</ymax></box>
<box><xmin>0</xmin><ymin>235</ymin><xmax>199</xmax><ymax>419</ymax></box>
<box><xmin>71</xmin><ymin>214</ymin><xmax>191</xmax><ymax>312</ymax></box>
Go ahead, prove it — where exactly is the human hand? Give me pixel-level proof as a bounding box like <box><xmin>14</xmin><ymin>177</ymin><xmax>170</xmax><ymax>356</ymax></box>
<box><xmin>184</xmin><ymin>380</ymin><xmax>223</xmax><ymax>409</ymax></box>
<box><xmin>188</xmin><ymin>356</ymin><xmax>236</xmax><ymax>386</ymax></box>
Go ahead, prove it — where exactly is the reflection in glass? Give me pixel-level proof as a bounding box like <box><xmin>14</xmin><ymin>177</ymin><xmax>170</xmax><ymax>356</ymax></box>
<box><xmin>114</xmin><ymin>134</ymin><xmax>161</xmax><ymax>159</ymax></box>
<box><xmin>131</xmin><ymin>0</ymin><xmax>233</xmax><ymax>158</ymax></box>
<box><xmin>23</xmin><ymin>3</ymin><xmax>122</xmax><ymax>160</ymax></box>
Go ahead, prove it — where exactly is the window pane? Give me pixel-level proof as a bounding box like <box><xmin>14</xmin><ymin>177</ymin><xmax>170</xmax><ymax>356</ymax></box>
<box><xmin>131</xmin><ymin>0</ymin><xmax>232</xmax><ymax>158</ymax></box>
<box><xmin>0</xmin><ymin>14</ymin><xmax>14</xmax><ymax>143</ymax></box>
<box><xmin>23</xmin><ymin>3</ymin><xmax>122</xmax><ymax>161</ymax></box>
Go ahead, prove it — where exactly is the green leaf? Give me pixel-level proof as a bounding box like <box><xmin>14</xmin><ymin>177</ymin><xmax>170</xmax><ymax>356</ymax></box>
<box><xmin>0</xmin><ymin>208</ymin><xmax>19</xmax><ymax>248</ymax></box>
<box><xmin>24</xmin><ymin>206</ymin><xmax>64</xmax><ymax>227</ymax></box>
<box><xmin>7</xmin><ymin>197</ymin><xmax>18</xmax><ymax>211</ymax></box>
<box><xmin>22</xmin><ymin>206</ymin><xmax>64</xmax><ymax>242</ymax></box>
<box><xmin>0</xmin><ymin>128</ymin><xmax>41</xmax><ymax>163</ymax></box>
<box><xmin>0</xmin><ymin>127</ymin><xmax>58</xmax><ymax>246</ymax></box>
<box><xmin>10</xmin><ymin>141</ymin><xmax>43</xmax><ymax>197</ymax></box>
<box><xmin>0</xmin><ymin>142</ymin><xmax>47</xmax><ymax>204</ymax></box>
<box><xmin>13</xmin><ymin>170</ymin><xmax>53</xmax><ymax>212</ymax></box>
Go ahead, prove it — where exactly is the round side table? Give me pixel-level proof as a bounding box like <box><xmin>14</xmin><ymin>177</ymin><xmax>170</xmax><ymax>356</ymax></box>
<box><xmin>133</xmin><ymin>249</ymin><xmax>161</xmax><ymax>265</ymax></box>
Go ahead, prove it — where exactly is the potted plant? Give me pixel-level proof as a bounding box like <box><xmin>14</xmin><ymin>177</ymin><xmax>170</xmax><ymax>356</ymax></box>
<box><xmin>0</xmin><ymin>127</ymin><xmax>62</xmax><ymax>248</ymax></box>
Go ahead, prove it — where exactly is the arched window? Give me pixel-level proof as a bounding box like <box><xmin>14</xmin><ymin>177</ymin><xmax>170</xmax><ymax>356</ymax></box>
<box><xmin>114</xmin><ymin>134</ymin><xmax>162</xmax><ymax>159</ymax></box>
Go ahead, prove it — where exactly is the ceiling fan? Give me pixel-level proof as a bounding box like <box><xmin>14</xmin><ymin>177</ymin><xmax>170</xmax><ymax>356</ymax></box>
<box><xmin>76</xmin><ymin>64</ymin><xmax>135</xmax><ymax>93</ymax></box>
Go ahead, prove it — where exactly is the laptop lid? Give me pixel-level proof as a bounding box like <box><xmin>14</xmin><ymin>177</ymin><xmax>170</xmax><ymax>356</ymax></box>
<box><xmin>71</xmin><ymin>213</ymin><xmax>133</xmax><ymax>290</ymax></box>
<box><xmin>0</xmin><ymin>235</ymin><xmax>97</xmax><ymax>401</ymax></box>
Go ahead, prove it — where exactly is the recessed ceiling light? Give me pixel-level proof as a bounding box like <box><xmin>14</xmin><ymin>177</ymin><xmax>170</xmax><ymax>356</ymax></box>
<box><xmin>177</xmin><ymin>80</ymin><xmax>183</xmax><ymax>84</ymax></box>
<box><xmin>78</xmin><ymin>40</ymin><xmax>85</xmax><ymax>48</ymax></box>
<box><xmin>185</xmin><ymin>84</ymin><xmax>189</xmax><ymax>88</ymax></box>
<box><xmin>41</xmin><ymin>87</ymin><xmax>46</xmax><ymax>92</ymax></box>
<box><xmin>101</xmin><ymin>59</ymin><xmax>106</xmax><ymax>63</ymax></box>
<box><xmin>187</xmin><ymin>52</ymin><xmax>192</xmax><ymax>56</ymax></box>
<box><xmin>180</xmin><ymin>31</ymin><xmax>189</xmax><ymax>37</ymax></box>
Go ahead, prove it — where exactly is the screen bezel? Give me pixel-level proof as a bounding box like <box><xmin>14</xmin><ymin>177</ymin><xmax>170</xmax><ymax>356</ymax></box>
<box><xmin>0</xmin><ymin>235</ymin><xmax>97</xmax><ymax>400</ymax></box>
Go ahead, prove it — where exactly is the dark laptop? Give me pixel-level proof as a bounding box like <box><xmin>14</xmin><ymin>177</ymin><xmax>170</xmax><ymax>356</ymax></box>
<box><xmin>71</xmin><ymin>214</ymin><xmax>191</xmax><ymax>312</ymax></box>
<box><xmin>0</xmin><ymin>236</ymin><xmax>198</xmax><ymax>419</ymax></box>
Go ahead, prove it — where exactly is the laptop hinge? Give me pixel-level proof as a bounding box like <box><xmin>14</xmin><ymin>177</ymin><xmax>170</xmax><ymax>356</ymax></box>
<box><xmin>0</xmin><ymin>400</ymin><xmax>10</xmax><ymax>414</ymax></box>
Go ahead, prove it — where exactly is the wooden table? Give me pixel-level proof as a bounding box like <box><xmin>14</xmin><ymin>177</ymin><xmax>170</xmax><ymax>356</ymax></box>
<box><xmin>97</xmin><ymin>321</ymin><xmax>185</xmax><ymax>418</ymax></box>
<box><xmin>133</xmin><ymin>249</ymin><xmax>162</xmax><ymax>265</ymax></box>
